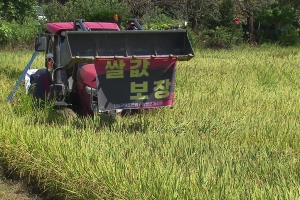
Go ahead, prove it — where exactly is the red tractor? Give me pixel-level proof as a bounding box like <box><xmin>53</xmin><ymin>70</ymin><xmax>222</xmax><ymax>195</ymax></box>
<box><xmin>7</xmin><ymin>19</ymin><xmax>194</xmax><ymax>117</ymax></box>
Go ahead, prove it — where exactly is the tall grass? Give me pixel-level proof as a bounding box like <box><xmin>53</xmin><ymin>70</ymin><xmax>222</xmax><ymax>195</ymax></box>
<box><xmin>0</xmin><ymin>46</ymin><xmax>300</xmax><ymax>199</ymax></box>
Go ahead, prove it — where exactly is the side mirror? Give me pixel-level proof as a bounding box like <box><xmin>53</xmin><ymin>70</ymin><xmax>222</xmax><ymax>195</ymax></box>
<box><xmin>35</xmin><ymin>36</ymin><xmax>47</xmax><ymax>52</ymax></box>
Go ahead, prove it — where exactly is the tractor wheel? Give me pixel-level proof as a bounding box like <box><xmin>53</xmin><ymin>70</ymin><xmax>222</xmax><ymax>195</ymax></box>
<box><xmin>28</xmin><ymin>79</ymin><xmax>43</xmax><ymax>108</ymax></box>
<box><xmin>57</xmin><ymin>108</ymin><xmax>77</xmax><ymax>119</ymax></box>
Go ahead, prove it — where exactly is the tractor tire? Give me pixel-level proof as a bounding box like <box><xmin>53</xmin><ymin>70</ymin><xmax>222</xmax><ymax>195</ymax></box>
<box><xmin>57</xmin><ymin>108</ymin><xmax>77</xmax><ymax>119</ymax></box>
<box><xmin>28</xmin><ymin>79</ymin><xmax>43</xmax><ymax>108</ymax></box>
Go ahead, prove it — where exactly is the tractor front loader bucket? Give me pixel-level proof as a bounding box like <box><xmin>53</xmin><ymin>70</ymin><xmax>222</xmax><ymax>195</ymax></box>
<box><xmin>61</xmin><ymin>30</ymin><xmax>194</xmax><ymax>66</ymax></box>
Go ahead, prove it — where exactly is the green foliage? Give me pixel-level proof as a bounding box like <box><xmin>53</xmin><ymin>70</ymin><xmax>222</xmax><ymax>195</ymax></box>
<box><xmin>221</xmin><ymin>0</ymin><xmax>243</xmax><ymax>47</ymax></box>
<box><xmin>146</xmin><ymin>23</ymin><xmax>177</xmax><ymax>30</ymax></box>
<box><xmin>0</xmin><ymin>20</ymin><xmax>13</xmax><ymax>45</ymax></box>
<box><xmin>65</xmin><ymin>0</ymin><xmax>110</xmax><ymax>21</ymax></box>
<box><xmin>234</xmin><ymin>0</ymin><xmax>277</xmax><ymax>15</ymax></box>
<box><xmin>256</xmin><ymin>29</ymin><xmax>278</xmax><ymax>44</ymax></box>
<box><xmin>195</xmin><ymin>0</ymin><xmax>243</xmax><ymax>49</ymax></box>
<box><xmin>87</xmin><ymin>9</ymin><xmax>119</xmax><ymax>22</ymax></box>
<box><xmin>143</xmin><ymin>14</ymin><xmax>186</xmax><ymax>30</ymax></box>
<box><xmin>257</xmin><ymin>5</ymin><xmax>299</xmax><ymax>25</ymax></box>
<box><xmin>0</xmin><ymin>19</ymin><xmax>44</xmax><ymax>48</ymax></box>
<box><xmin>201</xmin><ymin>26</ymin><xmax>243</xmax><ymax>49</ymax></box>
<box><xmin>185</xmin><ymin>28</ymin><xmax>203</xmax><ymax>49</ymax></box>
<box><xmin>219</xmin><ymin>0</ymin><xmax>237</xmax><ymax>27</ymax></box>
<box><xmin>42</xmin><ymin>1</ymin><xmax>69</xmax><ymax>22</ymax></box>
<box><xmin>256</xmin><ymin>27</ymin><xmax>299</xmax><ymax>46</ymax></box>
<box><xmin>0</xmin><ymin>0</ymin><xmax>37</xmax><ymax>24</ymax></box>
<box><xmin>278</xmin><ymin>25</ymin><xmax>299</xmax><ymax>46</ymax></box>
<box><xmin>256</xmin><ymin>4</ymin><xmax>300</xmax><ymax>46</ymax></box>
<box><xmin>1</xmin><ymin>0</ymin><xmax>300</xmax><ymax>49</ymax></box>
<box><xmin>0</xmin><ymin>0</ymin><xmax>45</xmax><ymax>48</ymax></box>
<box><xmin>44</xmin><ymin>0</ymin><xmax>110</xmax><ymax>22</ymax></box>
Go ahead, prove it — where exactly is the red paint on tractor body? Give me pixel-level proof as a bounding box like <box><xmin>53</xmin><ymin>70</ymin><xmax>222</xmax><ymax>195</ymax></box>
<box><xmin>76</xmin><ymin>64</ymin><xmax>98</xmax><ymax>115</ymax></box>
<box><xmin>78</xmin><ymin>64</ymin><xmax>97</xmax><ymax>89</ymax></box>
<box><xmin>35</xmin><ymin>69</ymin><xmax>51</xmax><ymax>94</ymax></box>
<box><xmin>46</xmin><ymin>22</ymin><xmax>120</xmax><ymax>34</ymax></box>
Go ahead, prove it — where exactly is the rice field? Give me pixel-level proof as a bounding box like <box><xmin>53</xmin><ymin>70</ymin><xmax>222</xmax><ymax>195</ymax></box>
<box><xmin>0</xmin><ymin>44</ymin><xmax>300</xmax><ymax>199</ymax></box>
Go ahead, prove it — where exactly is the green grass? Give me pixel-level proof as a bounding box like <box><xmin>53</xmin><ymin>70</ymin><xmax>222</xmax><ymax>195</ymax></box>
<box><xmin>0</xmin><ymin>45</ymin><xmax>300</xmax><ymax>199</ymax></box>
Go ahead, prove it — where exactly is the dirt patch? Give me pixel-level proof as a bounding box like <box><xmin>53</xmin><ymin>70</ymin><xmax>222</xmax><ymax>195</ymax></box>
<box><xmin>0</xmin><ymin>174</ymin><xmax>42</xmax><ymax>200</ymax></box>
<box><xmin>0</xmin><ymin>160</ymin><xmax>45</xmax><ymax>200</ymax></box>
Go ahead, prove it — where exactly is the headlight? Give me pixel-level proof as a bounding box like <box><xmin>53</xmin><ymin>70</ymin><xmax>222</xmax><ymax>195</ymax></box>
<box><xmin>85</xmin><ymin>86</ymin><xmax>97</xmax><ymax>97</ymax></box>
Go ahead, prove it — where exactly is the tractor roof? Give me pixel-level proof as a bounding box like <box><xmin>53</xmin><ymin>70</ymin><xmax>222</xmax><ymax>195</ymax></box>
<box><xmin>45</xmin><ymin>22</ymin><xmax>120</xmax><ymax>34</ymax></box>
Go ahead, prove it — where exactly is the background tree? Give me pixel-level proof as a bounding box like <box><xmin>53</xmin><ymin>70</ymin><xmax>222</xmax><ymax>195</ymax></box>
<box><xmin>175</xmin><ymin>0</ymin><xmax>222</xmax><ymax>31</ymax></box>
<box><xmin>233</xmin><ymin>0</ymin><xmax>277</xmax><ymax>44</ymax></box>
<box><xmin>277</xmin><ymin>0</ymin><xmax>300</xmax><ymax>10</ymax></box>
<box><xmin>256</xmin><ymin>3</ymin><xmax>300</xmax><ymax>45</ymax></box>
<box><xmin>0</xmin><ymin>0</ymin><xmax>37</xmax><ymax>24</ymax></box>
<box><xmin>276</xmin><ymin>0</ymin><xmax>300</xmax><ymax>26</ymax></box>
